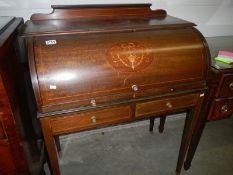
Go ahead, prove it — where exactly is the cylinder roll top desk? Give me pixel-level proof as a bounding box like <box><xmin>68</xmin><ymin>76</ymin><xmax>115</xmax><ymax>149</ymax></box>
<box><xmin>21</xmin><ymin>4</ymin><xmax>210</xmax><ymax>175</ymax></box>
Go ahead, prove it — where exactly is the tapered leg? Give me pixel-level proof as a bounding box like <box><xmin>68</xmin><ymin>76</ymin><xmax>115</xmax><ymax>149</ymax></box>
<box><xmin>176</xmin><ymin>94</ymin><xmax>204</xmax><ymax>174</ymax></box>
<box><xmin>149</xmin><ymin>116</ymin><xmax>155</xmax><ymax>132</ymax></box>
<box><xmin>158</xmin><ymin>115</ymin><xmax>166</xmax><ymax>133</ymax></box>
<box><xmin>45</xmin><ymin>145</ymin><xmax>54</xmax><ymax>175</ymax></box>
<box><xmin>184</xmin><ymin>113</ymin><xmax>207</xmax><ymax>170</ymax></box>
<box><xmin>176</xmin><ymin>109</ymin><xmax>193</xmax><ymax>173</ymax></box>
<box><xmin>184</xmin><ymin>90</ymin><xmax>210</xmax><ymax>170</ymax></box>
<box><xmin>40</xmin><ymin>118</ymin><xmax>61</xmax><ymax>175</ymax></box>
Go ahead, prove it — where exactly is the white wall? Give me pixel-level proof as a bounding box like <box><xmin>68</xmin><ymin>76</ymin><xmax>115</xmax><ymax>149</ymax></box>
<box><xmin>0</xmin><ymin>0</ymin><xmax>233</xmax><ymax>37</ymax></box>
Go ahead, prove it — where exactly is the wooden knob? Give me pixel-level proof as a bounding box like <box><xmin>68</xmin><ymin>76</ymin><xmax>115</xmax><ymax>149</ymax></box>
<box><xmin>91</xmin><ymin>116</ymin><xmax>96</xmax><ymax>123</ymax></box>
<box><xmin>90</xmin><ymin>99</ymin><xmax>96</xmax><ymax>106</ymax></box>
<box><xmin>166</xmin><ymin>102</ymin><xmax>172</xmax><ymax>108</ymax></box>
<box><xmin>229</xmin><ymin>82</ymin><xmax>233</xmax><ymax>91</ymax></box>
<box><xmin>132</xmin><ymin>84</ymin><xmax>138</xmax><ymax>92</ymax></box>
<box><xmin>221</xmin><ymin>105</ymin><xmax>228</xmax><ymax>113</ymax></box>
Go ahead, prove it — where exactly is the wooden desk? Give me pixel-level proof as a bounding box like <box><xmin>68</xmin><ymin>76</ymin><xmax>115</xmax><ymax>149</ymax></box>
<box><xmin>21</xmin><ymin>4</ymin><xmax>210</xmax><ymax>175</ymax></box>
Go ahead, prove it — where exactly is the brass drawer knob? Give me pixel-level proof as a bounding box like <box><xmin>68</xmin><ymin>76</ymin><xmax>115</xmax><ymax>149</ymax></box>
<box><xmin>90</xmin><ymin>99</ymin><xmax>96</xmax><ymax>106</ymax></box>
<box><xmin>91</xmin><ymin>116</ymin><xmax>96</xmax><ymax>123</ymax></box>
<box><xmin>166</xmin><ymin>102</ymin><xmax>172</xmax><ymax>108</ymax></box>
<box><xmin>132</xmin><ymin>84</ymin><xmax>138</xmax><ymax>92</ymax></box>
<box><xmin>221</xmin><ymin>105</ymin><xmax>228</xmax><ymax>113</ymax></box>
<box><xmin>229</xmin><ymin>82</ymin><xmax>233</xmax><ymax>91</ymax></box>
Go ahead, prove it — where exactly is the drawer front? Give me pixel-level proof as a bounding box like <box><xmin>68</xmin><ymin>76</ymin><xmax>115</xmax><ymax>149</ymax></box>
<box><xmin>135</xmin><ymin>93</ymin><xmax>200</xmax><ymax>118</ymax></box>
<box><xmin>218</xmin><ymin>74</ymin><xmax>233</xmax><ymax>97</ymax></box>
<box><xmin>208</xmin><ymin>98</ymin><xmax>233</xmax><ymax>120</ymax></box>
<box><xmin>50</xmin><ymin>105</ymin><xmax>131</xmax><ymax>135</ymax></box>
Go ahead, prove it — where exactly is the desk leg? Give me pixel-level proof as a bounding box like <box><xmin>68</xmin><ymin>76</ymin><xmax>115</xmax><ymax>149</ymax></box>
<box><xmin>149</xmin><ymin>116</ymin><xmax>155</xmax><ymax>132</ymax></box>
<box><xmin>149</xmin><ymin>115</ymin><xmax>166</xmax><ymax>132</ymax></box>
<box><xmin>184</xmin><ymin>114</ymin><xmax>207</xmax><ymax>170</ymax></box>
<box><xmin>40</xmin><ymin>118</ymin><xmax>61</xmax><ymax>175</ymax></box>
<box><xmin>158</xmin><ymin>115</ymin><xmax>166</xmax><ymax>133</ymax></box>
<box><xmin>176</xmin><ymin>109</ymin><xmax>193</xmax><ymax>174</ymax></box>
<box><xmin>176</xmin><ymin>95</ymin><xmax>204</xmax><ymax>174</ymax></box>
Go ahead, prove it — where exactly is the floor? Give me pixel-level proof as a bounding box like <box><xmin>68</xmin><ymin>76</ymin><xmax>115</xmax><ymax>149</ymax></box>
<box><xmin>44</xmin><ymin>114</ymin><xmax>233</xmax><ymax>175</ymax></box>
<box><xmin>44</xmin><ymin>36</ymin><xmax>233</xmax><ymax>175</ymax></box>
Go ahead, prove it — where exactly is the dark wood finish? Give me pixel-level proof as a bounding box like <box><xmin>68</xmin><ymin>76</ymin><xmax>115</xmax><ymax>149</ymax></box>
<box><xmin>22</xmin><ymin>4</ymin><xmax>194</xmax><ymax>37</ymax></box>
<box><xmin>0</xmin><ymin>17</ymin><xmax>30</xmax><ymax>175</ymax></box>
<box><xmin>23</xmin><ymin>4</ymin><xmax>210</xmax><ymax>175</ymax></box>
<box><xmin>177</xmin><ymin>109</ymin><xmax>194</xmax><ymax>173</ymax></box>
<box><xmin>136</xmin><ymin>93</ymin><xmax>200</xmax><ymax>118</ymax></box>
<box><xmin>31</xmin><ymin>4</ymin><xmax>167</xmax><ymax>21</ymax></box>
<box><xmin>149</xmin><ymin>116</ymin><xmax>155</xmax><ymax>132</ymax></box>
<box><xmin>40</xmin><ymin>118</ymin><xmax>60</xmax><ymax>175</ymax></box>
<box><xmin>184</xmin><ymin>58</ymin><xmax>233</xmax><ymax>170</ymax></box>
<box><xmin>159</xmin><ymin>115</ymin><xmax>166</xmax><ymax>133</ymax></box>
<box><xmin>217</xmin><ymin>74</ymin><xmax>233</xmax><ymax>98</ymax></box>
<box><xmin>50</xmin><ymin>105</ymin><xmax>131</xmax><ymax>135</ymax></box>
<box><xmin>208</xmin><ymin>67</ymin><xmax>233</xmax><ymax>121</ymax></box>
<box><xmin>148</xmin><ymin>114</ymin><xmax>166</xmax><ymax>133</ymax></box>
<box><xmin>208</xmin><ymin>98</ymin><xmax>233</xmax><ymax>120</ymax></box>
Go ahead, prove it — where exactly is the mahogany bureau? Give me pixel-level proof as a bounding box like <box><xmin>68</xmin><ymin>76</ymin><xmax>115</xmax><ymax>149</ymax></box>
<box><xmin>21</xmin><ymin>4</ymin><xmax>211</xmax><ymax>175</ymax></box>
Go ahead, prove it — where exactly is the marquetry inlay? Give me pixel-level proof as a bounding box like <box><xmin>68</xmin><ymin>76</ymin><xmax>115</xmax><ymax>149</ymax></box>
<box><xmin>107</xmin><ymin>42</ymin><xmax>154</xmax><ymax>72</ymax></box>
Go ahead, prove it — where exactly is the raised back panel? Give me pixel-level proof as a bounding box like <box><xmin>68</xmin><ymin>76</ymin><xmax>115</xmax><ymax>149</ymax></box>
<box><xmin>30</xmin><ymin>4</ymin><xmax>166</xmax><ymax>21</ymax></box>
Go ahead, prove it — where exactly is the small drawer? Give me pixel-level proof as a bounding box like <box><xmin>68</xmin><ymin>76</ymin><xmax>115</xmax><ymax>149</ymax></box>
<box><xmin>218</xmin><ymin>74</ymin><xmax>233</xmax><ymax>97</ymax></box>
<box><xmin>135</xmin><ymin>93</ymin><xmax>200</xmax><ymax>118</ymax></box>
<box><xmin>208</xmin><ymin>98</ymin><xmax>233</xmax><ymax>121</ymax></box>
<box><xmin>50</xmin><ymin>105</ymin><xmax>131</xmax><ymax>135</ymax></box>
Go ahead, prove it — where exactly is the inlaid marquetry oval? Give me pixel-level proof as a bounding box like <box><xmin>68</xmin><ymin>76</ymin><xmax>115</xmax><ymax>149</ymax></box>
<box><xmin>107</xmin><ymin>42</ymin><xmax>154</xmax><ymax>72</ymax></box>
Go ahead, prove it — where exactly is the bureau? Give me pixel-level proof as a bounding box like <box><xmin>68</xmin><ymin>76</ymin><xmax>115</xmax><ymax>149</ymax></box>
<box><xmin>21</xmin><ymin>4</ymin><xmax>210</xmax><ymax>175</ymax></box>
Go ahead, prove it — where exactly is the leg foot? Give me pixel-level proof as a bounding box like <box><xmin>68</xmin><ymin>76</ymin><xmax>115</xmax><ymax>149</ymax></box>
<box><xmin>176</xmin><ymin>170</ymin><xmax>181</xmax><ymax>175</ymax></box>
<box><xmin>184</xmin><ymin>161</ymin><xmax>191</xmax><ymax>170</ymax></box>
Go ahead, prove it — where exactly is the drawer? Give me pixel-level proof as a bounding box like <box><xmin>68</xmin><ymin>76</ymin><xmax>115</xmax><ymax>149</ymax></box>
<box><xmin>135</xmin><ymin>93</ymin><xmax>200</xmax><ymax>118</ymax></box>
<box><xmin>218</xmin><ymin>74</ymin><xmax>233</xmax><ymax>97</ymax></box>
<box><xmin>50</xmin><ymin>105</ymin><xmax>131</xmax><ymax>135</ymax></box>
<box><xmin>208</xmin><ymin>98</ymin><xmax>233</xmax><ymax>121</ymax></box>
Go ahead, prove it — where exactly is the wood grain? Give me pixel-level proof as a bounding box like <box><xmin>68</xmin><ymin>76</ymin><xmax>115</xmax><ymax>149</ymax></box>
<box><xmin>23</xmin><ymin>4</ymin><xmax>211</xmax><ymax>175</ymax></box>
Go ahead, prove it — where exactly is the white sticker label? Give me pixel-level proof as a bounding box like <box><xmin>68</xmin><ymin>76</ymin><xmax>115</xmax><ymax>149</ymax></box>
<box><xmin>200</xmin><ymin>93</ymin><xmax>205</xmax><ymax>97</ymax></box>
<box><xmin>49</xmin><ymin>85</ymin><xmax>57</xmax><ymax>89</ymax></box>
<box><xmin>45</xmin><ymin>40</ymin><xmax>57</xmax><ymax>45</ymax></box>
